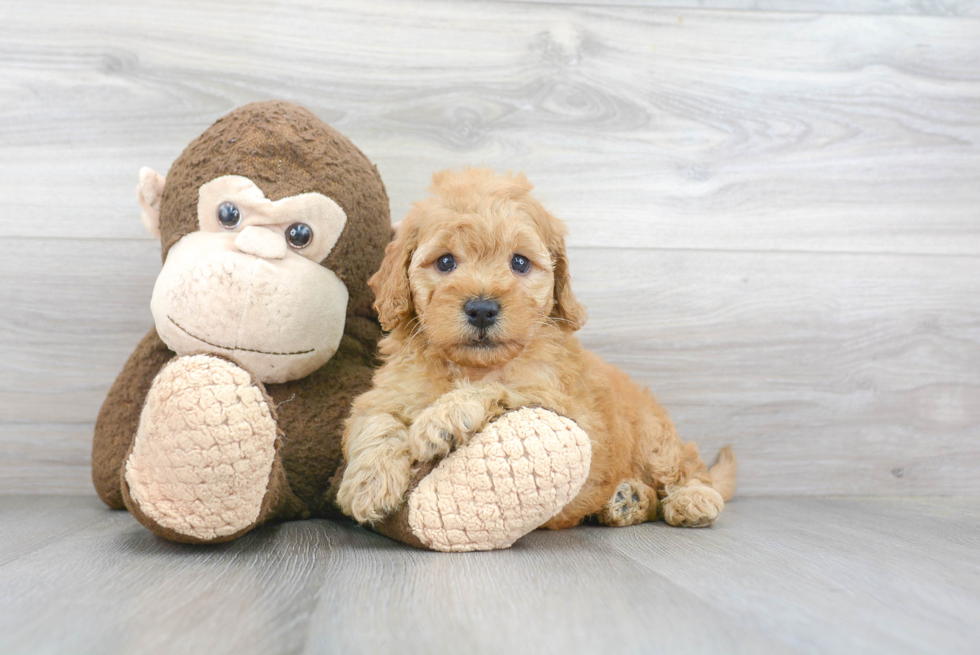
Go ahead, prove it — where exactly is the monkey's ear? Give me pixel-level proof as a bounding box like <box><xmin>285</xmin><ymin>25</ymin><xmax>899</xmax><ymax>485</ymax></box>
<box><xmin>137</xmin><ymin>167</ymin><xmax>166</xmax><ymax>240</ymax></box>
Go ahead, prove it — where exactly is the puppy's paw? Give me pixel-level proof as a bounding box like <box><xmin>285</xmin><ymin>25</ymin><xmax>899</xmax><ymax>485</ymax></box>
<box><xmin>599</xmin><ymin>479</ymin><xmax>657</xmax><ymax>527</ymax></box>
<box><xmin>408</xmin><ymin>392</ymin><xmax>488</xmax><ymax>461</ymax></box>
<box><xmin>337</xmin><ymin>455</ymin><xmax>412</xmax><ymax>525</ymax></box>
<box><xmin>661</xmin><ymin>480</ymin><xmax>725</xmax><ymax>528</ymax></box>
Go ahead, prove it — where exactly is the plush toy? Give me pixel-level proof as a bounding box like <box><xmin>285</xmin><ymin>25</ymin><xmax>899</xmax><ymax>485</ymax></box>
<box><xmin>376</xmin><ymin>407</ymin><xmax>592</xmax><ymax>552</ymax></box>
<box><xmin>92</xmin><ymin>100</ymin><xmax>592</xmax><ymax>551</ymax></box>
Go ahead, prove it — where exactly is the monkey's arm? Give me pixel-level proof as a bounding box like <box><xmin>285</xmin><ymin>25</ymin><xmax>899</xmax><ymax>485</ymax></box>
<box><xmin>92</xmin><ymin>328</ymin><xmax>174</xmax><ymax>509</ymax></box>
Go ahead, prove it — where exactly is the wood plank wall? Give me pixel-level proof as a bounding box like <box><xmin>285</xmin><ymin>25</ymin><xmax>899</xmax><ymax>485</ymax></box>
<box><xmin>1</xmin><ymin>0</ymin><xmax>978</xmax><ymax>495</ymax></box>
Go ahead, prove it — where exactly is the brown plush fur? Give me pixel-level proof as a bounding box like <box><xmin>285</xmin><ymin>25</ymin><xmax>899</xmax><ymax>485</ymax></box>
<box><xmin>157</xmin><ymin>100</ymin><xmax>390</xmax><ymax>319</ymax></box>
<box><xmin>92</xmin><ymin>102</ymin><xmax>390</xmax><ymax>531</ymax></box>
<box><xmin>338</xmin><ymin>168</ymin><xmax>736</xmax><ymax>529</ymax></box>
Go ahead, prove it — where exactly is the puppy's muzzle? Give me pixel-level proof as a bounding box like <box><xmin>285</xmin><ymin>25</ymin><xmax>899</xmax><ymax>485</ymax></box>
<box><xmin>464</xmin><ymin>297</ymin><xmax>500</xmax><ymax>330</ymax></box>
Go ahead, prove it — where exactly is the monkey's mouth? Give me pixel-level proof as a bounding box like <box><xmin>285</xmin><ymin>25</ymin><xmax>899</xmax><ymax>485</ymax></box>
<box><xmin>168</xmin><ymin>316</ymin><xmax>314</xmax><ymax>356</ymax></box>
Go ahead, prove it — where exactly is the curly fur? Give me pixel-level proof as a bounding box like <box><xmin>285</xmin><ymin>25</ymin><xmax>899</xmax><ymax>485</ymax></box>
<box><xmin>337</xmin><ymin>167</ymin><xmax>736</xmax><ymax>529</ymax></box>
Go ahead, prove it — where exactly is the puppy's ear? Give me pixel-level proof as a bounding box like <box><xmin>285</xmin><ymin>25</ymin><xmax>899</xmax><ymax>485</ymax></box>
<box><xmin>526</xmin><ymin>195</ymin><xmax>587</xmax><ymax>332</ymax></box>
<box><xmin>370</xmin><ymin>218</ymin><xmax>417</xmax><ymax>332</ymax></box>
<box><xmin>550</xmin><ymin>236</ymin><xmax>587</xmax><ymax>331</ymax></box>
<box><xmin>528</xmin><ymin>196</ymin><xmax>587</xmax><ymax>332</ymax></box>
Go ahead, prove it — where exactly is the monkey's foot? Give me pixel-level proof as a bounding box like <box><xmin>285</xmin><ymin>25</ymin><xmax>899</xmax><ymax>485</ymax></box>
<box><xmin>122</xmin><ymin>354</ymin><xmax>283</xmax><ymax>543</ymax></box>
<box><xmin>376</xmin><ymin>408</ymin><xmax>592</xmax><ymax>552</ymax></box>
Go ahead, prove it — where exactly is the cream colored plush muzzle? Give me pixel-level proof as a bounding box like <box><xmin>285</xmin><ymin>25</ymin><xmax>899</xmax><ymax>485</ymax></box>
<box><xmin>141</xmin><ymin>173</ymin><xmax>351</xmax><ymax>384</ymax></box>
<box><xmin>151</xmin><ymin>231</ymin><xmax>348</xmax><ymax>383</ymax></box>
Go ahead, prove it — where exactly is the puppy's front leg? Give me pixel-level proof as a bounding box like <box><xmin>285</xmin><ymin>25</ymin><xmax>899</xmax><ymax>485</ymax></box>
<box><xmin>337</xmin><ymin>410</ymin><xmax>412</xmax><ymax>525</ymax></box>
<box><xmin>408</xmin><ymin>382</ymin><xmax>515</xmax><ymax>461</ymax></box>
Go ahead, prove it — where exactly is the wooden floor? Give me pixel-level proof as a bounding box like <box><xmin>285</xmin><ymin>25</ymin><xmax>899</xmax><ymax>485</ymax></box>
<box><xmin>0</xmin><ymin>495</ymin><xmax>976</xmax><ymax>655</ymax></box>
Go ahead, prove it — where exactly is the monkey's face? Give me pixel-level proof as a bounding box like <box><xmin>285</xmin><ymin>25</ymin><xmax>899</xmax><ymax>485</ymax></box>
<box><xmin>146</xmin><ymin>174</ymin><xmax>350</xmax><ymax>383</ymax></box>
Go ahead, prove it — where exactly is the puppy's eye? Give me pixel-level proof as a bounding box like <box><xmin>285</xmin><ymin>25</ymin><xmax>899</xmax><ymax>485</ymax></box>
<box><xmin>435</xmin><ymin>254</ymin><xmax>456</xmax><ymax>272</ymax></box>
<box><xmin>286</xmin><ymin>222</ymin><xmax>313</xmax><ymax>249</ymax></box>
<box><xmin>511</xmin><ymin>254</ymin><xmax>531</xmax><ymax>274</ymax></box>
<box><xmin>218</xmin><ymin>202</ymin><xmax>241</xmax><ymax>229</ymax></box>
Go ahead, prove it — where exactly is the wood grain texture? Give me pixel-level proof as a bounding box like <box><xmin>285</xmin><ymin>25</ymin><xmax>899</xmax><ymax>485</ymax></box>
<box><xmin>3</xmin><ymin>239</ymin><xmax>978</xmax><ymax>495</ymax></box>
<box><xmin>1</xmin><ymin>495</ymin><xmax>978</xmax><ymax>655</ymax></box>
<box><xmin>0</xmin><ymin>495</ymin><xmax>108</xmax><ymax>566</ymax></box>
<box><xmin>582</xmin><ymin>495</ymin><xmax>980</xmax><ymax>655</ymax></box>
<box><xmin>0</xmin><ymin>0</ymin><xmax>978</xmax><ymax>495</ymax></box>
<box><xmin>499</xmin><ymin>0</ymin><xmax>980</xmax><ymax>18</ymax></box>
<box><xmin>1</xmin><ymin>0</ymin><xmax>978</xmax><ymax>253</ymax></box>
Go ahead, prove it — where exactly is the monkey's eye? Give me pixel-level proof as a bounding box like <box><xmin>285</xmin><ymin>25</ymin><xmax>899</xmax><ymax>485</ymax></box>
<box><xmin>217</xmin><ymin>202</ymin><xmax>241</xmax><ymax>229</ymax></box>
<box><xmin>286</xmin><ymin>222</ymin><xmax>313</xmax><ymax>249</ymax></box>
<box><xmin>511</xmin><ymin>254</ymin><xmax>531</xmax><ymax>274</ymax></box>
<box><xmin>435</xmin><ymin>254</ymin><xmax>456</xmax><ymax>272</ymax></box>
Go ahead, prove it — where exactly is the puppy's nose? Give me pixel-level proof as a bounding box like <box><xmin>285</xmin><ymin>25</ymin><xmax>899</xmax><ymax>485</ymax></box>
<box><xmin>464</xmin><ymin>298</ymin><xmax>500</xmax><ymax>329</ymax></box>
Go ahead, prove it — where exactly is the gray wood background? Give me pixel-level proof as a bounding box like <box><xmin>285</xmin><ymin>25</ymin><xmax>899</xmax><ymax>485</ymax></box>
<box><xmin>1</xmin><ymin>0</ymin><xmax>978</xmax><ymax>497</ymax></box>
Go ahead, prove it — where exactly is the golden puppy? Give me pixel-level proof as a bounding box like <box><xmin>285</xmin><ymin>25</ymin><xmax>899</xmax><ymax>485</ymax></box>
<box><xmin>337</xmin><ymin>167</ymin><xmax>736</xmax><ymax>530</ymax></box>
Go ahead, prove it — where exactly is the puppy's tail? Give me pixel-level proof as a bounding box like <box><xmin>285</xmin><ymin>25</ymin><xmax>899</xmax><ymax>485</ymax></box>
<box><xmin>709</xmin><ymin>446</ymin><xmax>737</xmax><ymax>502</ymax></box>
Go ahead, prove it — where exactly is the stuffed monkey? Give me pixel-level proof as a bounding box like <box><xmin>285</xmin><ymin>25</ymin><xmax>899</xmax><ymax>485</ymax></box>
<box><xmin>92</xmin><ymin>101</ymin><xmax>591</xmax><ymax>550</ymax></box>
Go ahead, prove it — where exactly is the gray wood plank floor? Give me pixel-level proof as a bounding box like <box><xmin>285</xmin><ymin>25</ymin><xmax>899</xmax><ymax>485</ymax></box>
<box><xmin>1</xmin><ymin>495</ymin><xmax>977</xmax><ymax>655</ymax></box>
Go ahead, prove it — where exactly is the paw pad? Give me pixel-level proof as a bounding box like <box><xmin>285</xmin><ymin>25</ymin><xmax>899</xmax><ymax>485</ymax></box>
<box><xmin>601</xmin><ymin>480</ymin><xmax>654</xmax><ymax>527</ymax></box>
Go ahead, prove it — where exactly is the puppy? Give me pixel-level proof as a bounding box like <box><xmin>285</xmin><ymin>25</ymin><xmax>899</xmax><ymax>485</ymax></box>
<box><xmin>337</xmin><ymin>167</ymin><xmax>736</xmax><ymax>529</ymax></box>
